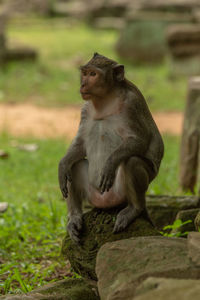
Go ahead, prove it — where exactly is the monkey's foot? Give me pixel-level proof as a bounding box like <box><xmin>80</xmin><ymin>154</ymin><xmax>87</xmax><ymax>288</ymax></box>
<box><xmin>113</xmin><ymin>206</ymin><xmax>142</xmax><ymax>233</ymax></box>
<box><xmin>67</xmin><ymin>215</ymin><xmax>82</xmax><ymax>243</ymax></box>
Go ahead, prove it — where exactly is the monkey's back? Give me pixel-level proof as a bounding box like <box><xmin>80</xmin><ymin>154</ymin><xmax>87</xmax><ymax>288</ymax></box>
<box><xmin>125</xmin><ymin>81</ymin><xmax>164</xmax><ymax>174</ymax></box>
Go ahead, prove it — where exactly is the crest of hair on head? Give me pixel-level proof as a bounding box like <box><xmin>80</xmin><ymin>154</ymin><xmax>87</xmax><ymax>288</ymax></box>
<box><xmin>84</xmin><ymin>53</ymin><xmax>118</xmax><ymax>69</ymax></box>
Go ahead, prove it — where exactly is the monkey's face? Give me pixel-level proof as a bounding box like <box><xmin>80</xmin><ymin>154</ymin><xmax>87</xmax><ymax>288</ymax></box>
<box><xmin>80</xmin><ymin>66</ymin><xmax>110</xmax><ymax>101</ymax></box>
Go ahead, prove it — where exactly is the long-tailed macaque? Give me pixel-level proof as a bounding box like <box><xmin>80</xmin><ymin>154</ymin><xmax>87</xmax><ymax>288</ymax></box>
<box><xmin>58</xmin><ymin>53</ymin><xmax>164</xmax><ymax>242</ymax></box>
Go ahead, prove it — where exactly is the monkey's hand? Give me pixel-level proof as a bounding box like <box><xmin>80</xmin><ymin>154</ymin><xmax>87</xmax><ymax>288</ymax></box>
<box><xmin>58</xmin><ymin>160</ymin><xmax>72</xmax><ymax>198</ymax></box>
<box><xmin>59</xmin><ymin>170</ymin><xmax>72</xmax><ymax>198</ymax></box>
<box><xmin>99</xmin><ymin>161</ymin><xmax>117</xmax><ymax>194</ymax></box>
<box><xmin>67</xmin><ymin>215</ymin><xmax>82</xmax><ymax>243</ymax></box>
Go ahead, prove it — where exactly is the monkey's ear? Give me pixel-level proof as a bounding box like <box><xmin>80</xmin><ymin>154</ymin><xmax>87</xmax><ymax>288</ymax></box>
<box><xmin>113</xmin><ymin>64</ymin><xmax>125</xmax><ymax>82</ymax></box>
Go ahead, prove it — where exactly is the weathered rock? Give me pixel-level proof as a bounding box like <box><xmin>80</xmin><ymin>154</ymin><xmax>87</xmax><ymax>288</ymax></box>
<box><xmin>180</xmin><ymin>77</ymin><xmax>200</xmax><ymax>192</ymax></box>
<box><xmin>167</xmin><ymin>25</ymin><xmax>200</xmax><ymax>58</ymax></box>
<box><xmin>0</xmin><ymin>202</ymin><xmax>8</xmax><ymax>213</ymax></box>
<box><xmin>5</xmin><ymin>47</ymin><xmax>38</xmax><ymax>62</ymax></box>
<box><xmin>0</xmin><ymin>9</ymin><xmax>38</xmax><ymax>64</ymax></box>
<box><xmin>134</xmin><ymin>277</ymin><xmax>200</xmax><ymax>300</ymax></box>
<box><xmin>0</xmin><ymin>150</ymin><xmax>9</xmax><ymax>159</ymax></box>
<box><xmin>93</xmin><ymin>17</ymin><xmax>125</xmax><ymax>30</ymax></box>
<box><xmin>194</xmin><ymin>211</ymin><xmax>200</xmax><ymax>231</ymax></box>
<box><xmin>169</xmin><ymin>55</ymin><xmax>200</xmax><ymax>77</ymax></box>
<box><xmin>62</xmin><ymin>206</ymin><xmax>160</xmax><ymax>281</ymax></box>
<box><xmin>51</xmin><ymin>1</ymin><xmax>89</xmax><ymax>18</ymax></box>
<box><xmin>188</xmin><ymin>232</ymin><xmax>200</xmax><ymax>266</ymax></box>
<box><xmin>116</xmin><ymin>19</ymin><xmax>167</xmax><ymax>64</ymax></box>
<box><xmin>193</xmin><ymin>9</ymin><xmax>200</xmax><ymax>23</ymax></box>
<box><xmin>139</xmin><ymin>0</ymin><xmax>200</xmax><ymax>13</ymax></box>
<box><xmin>51</xmin><ymin>0</ymin><xmax>133</xmax><ymax>19</ymax></box>
<box><xmin>146</xmin><ymin>195</ymin><xmax>200</xmax><ymax>229</ymax></box>
<box><xmin>5</xmin><ymin>0</ymin><xmax>51</xmax><ymax>15</ymax></box>
<box><xmin>96</xmin><ymin>236</ymin><xmax>200</xmax><ymax>300</ymax></box>
<box><xmin>117</xmin><ymin>0</ymin><xmax>200</xmax><ymax>65</ymax></box>
<box><xmin>167</xmin><ymin>26</ymin><xmax>200</xmax><ymax>75</ymax></box>
<box><xmin>171</xmin><ymin>208</ymin><xmax>200</xmax><ymax>235</ymax></box>
<box><xmin>126</xmin><ymin>1</ymin><xmax>196</xmax><ymax>24</ymax></box>
<box><xmin>87</xmin><ymin>0</ymin><xmax>138</xmax><ymax>21</ymax></box>
<box><xmin>0</xmin><ymin>278</ymin><xmax>99</xmax><ymax>300</ymax></box>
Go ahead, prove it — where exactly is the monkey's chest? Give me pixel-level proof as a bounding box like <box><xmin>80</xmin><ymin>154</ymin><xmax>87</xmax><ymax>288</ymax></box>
<box><xmin>86</xmin><ymin>120</ymin><xmax>123</xmax><ymax>158</ymax></box>
<box><xmin>85</xmin><ymin>119</ymin><xmax>123</xmax><ymax>187</ymax></box>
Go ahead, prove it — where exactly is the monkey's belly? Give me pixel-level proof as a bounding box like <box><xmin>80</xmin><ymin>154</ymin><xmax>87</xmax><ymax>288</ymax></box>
<box><xmin>88</xmin><ymin>186</ymin><xmax>126</xmax><ymax>208</ymax></box>
<box><xmin>88</xmin><ymin>164</ymin><xmax>126</xmax><ymax>208</ymax></box>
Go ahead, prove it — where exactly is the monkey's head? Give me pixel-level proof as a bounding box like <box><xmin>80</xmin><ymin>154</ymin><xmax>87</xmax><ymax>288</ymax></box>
<box><xmin>80</xmin><ymin>53</ymin><xmax>125</xmax><ymax>101</ymax></box>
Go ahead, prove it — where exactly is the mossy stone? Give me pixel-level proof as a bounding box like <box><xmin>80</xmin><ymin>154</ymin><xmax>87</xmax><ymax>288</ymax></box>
<box><xmin>116</xmin><ymin>20</ymin><xmax>167</xmax><ymax>64</ymax></box>
<box><xmin>0</xmin><ymin>278</ymin><xmax>99</xmax><ymax>300</ymax></box>
<box><xmin>62</xmin><ymin>206</ymin><xmax>160</xmax><ymax>280</ymax></box>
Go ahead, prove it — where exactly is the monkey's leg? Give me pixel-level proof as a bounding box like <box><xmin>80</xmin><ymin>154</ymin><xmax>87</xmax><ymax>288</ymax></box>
<box><xmin>113</xmin><ymin>157</ymin><xmax>152</xmax><ymax>233</ymax></box>
<box><xmin>67</xmin><ymin>159</ymin><xmax>89</xmax><ymax>242</ymax></box>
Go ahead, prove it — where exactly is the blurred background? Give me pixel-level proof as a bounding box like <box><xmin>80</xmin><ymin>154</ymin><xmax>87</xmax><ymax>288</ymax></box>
<box><xmin>0</xmin><ymin>0</ymin><xmax>200</xmax><ymax>295</ymax></box>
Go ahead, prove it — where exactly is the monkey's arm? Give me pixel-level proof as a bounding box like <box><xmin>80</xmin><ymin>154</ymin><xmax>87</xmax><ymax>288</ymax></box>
<box><xmin>58</xmin><ymin>135</ymin><xmax>86</xmax><ymax>198</ymax></box>
<box><xmin>100</xmin><ymin>96</ymin><xmax>151</xmax><ymax>193</ymax></box>
<box><xmin>100</xmin><ymin>135</ymin><xmax>149</xmax><ymax>193</ymax></box>
<box><xmin>58</xmin><ymin>108</ymin><xmax>87</xmax><ymax>198</ymax></box>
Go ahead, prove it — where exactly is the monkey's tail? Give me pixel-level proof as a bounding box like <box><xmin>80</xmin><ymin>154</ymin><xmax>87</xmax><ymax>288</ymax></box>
<box><xmin>141</xmin><ymin>209</ymin><xmax>155</xmax><ymax>228</ymax></box>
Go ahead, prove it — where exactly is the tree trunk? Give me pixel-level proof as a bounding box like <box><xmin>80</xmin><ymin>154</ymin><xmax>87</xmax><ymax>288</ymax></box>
<box><xmin>180</xmin><ymin>77</ymin><xmax>200</xmax><ymax>193</ymax></box>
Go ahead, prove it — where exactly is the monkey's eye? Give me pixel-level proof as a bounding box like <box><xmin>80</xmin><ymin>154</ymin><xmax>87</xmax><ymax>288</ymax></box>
<box><xmin>90</xmin><ymin>71</ymin><xmax>96</xmax><ymax>76</ymax></box>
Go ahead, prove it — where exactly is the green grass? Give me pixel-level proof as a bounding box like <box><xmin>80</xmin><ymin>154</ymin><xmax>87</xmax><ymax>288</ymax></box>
<box><xmin>0</xmin><ymin>19</ymin><xmax>117</xmax><ymax>107</ymax></box>
<box><xmin>0</xmin><ymin>17</ymin><xmax>187</xmax><ymax>111</ymax></box>
<box><xmin>149</xmin><ymin>135</ymin><xmax>181</xmax><ymax>195</ymax></box>
<box><xmin>0</xmin><ymin>134</ymin><xmax>68</xmax><ymax>295</ymax></box>
<box><xmin>0</xmin><ymin>133</ymin><xmax>187</xmax><ymax>294</ymax></box>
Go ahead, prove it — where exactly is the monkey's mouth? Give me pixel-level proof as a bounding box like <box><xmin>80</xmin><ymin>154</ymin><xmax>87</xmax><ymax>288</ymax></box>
<box><xmin>80</xmin><ymin>92</ymin><xmax>91</xmax><ymax>100</ymax></box>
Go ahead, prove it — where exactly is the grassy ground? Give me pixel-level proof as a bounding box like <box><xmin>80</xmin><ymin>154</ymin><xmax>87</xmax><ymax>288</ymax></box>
<box><xmin>0</xmin><ymin>133</ymin><xmax>184</xmax><ymax>294</ymax></box>
<box><xmin>0</xmin><ymin>134</ymin><xmax>68</xmax><ymax>294</ymax></box>
<box><xmin>0</xmin><ymin>17</ymin><xmax>187</xmax><ymax>111</ymax></box>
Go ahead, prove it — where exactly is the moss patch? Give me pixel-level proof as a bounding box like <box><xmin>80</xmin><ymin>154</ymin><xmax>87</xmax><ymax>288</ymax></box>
<box><xmin>32</xmin><ymin>278</ymin><xmax>99</xmax><ymax>300</ymax></box>
<box><xmin>0</xmin><ymin>278</ymin><xmax>99</xmax><ymax>300</ymax></box>
<box><xmin>62</xmin><ymin>207</ymin><xmax>160</xmax><ymax>280</ymax></box>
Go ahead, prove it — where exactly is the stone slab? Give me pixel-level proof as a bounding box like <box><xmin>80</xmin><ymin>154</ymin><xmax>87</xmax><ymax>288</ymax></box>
<box><xmin>96</xmin><ymin>236</ymin><xmax>200</xmax><ymax>300</ymax></box>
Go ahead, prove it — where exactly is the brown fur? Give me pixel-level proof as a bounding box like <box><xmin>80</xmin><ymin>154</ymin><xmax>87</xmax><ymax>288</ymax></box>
<box><xmin>58</xmin><ymin>53</ymin><xmax>164</xmax><ymax>242</ymax></box>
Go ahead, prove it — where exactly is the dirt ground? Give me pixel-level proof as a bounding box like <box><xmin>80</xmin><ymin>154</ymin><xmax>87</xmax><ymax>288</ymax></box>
<box><xmin>0</xmin><ymin>103</ymin><xmax>183</xmax><ymax>140</ymax></box>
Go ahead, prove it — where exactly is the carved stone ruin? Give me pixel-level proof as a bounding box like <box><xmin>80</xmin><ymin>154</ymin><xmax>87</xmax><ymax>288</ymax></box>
<box><xmin>180</xmin><ymin>77</ymin><xmax>200</xmax><ymax>194</ymax></box>
<box><xmin>4</xmin><ymin>0</ymin><xmax>50</xmax><ymax>15</ymax></box>
<box><xmin>167</xmin><ymin>25</ymin><xmax>200</xmax><ymax>75</ymax></box>
<box><xmin>127</xmin><ymin>0</ymin><xmax>200</xmax><ymax>22</ymax></box>
<box><xmin>115</xmin><ymin>0</ymin><xmax>200</xmax><ymax>65</ymax></box>
<box><xmin>116</xmin><ymin>18</ymin><xmax>167</xmax><ymax>64</ymax></box>
<box><xmin>138</xmin><ymin>0</ymin><xmax>200</xmax><ymax>14</ymax></box>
